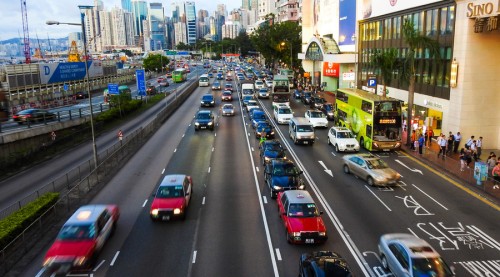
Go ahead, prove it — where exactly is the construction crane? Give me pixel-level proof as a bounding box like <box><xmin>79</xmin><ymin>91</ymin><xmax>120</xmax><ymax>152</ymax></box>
<box><xmin>67</xmin><ymin>40</ymin><xmax>81</xmax><ymax>62</ymax></box>
<box><xmin>33</xmin><ymin>32</ymin><xmax>44</xmax><ymax>59</ymax></box>
<box><xmin>20</xmin><ymin>0</ymin><xmax>31</xmax><ymax>64</ymax></box>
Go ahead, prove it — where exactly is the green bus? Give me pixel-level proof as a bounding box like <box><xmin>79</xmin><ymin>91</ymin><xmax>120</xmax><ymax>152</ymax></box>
<box><xmin>172</xmin><ymin>68</ymin><xmax>188</xmax><ymax>83</ymax></box>
<box><xmin>335</xmin><ymin>88</ymin><xmax>402</xmax><ymax>151</ymax></box>
<box><xmin>271</xmin><ymin>75</ymin><xmax>290</xmax><ymax>108</ymax></box>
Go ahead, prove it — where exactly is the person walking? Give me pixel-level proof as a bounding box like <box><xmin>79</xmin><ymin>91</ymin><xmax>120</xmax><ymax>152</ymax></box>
<box><xmin>410</xmin><ymin>131</ymin><xmax>416</xmax><ymax>151</ymax></box>
<box><xmin>492</xmin><ymin>162</ymin><xmax>500</xmax><ymax>183</ymax></box>
<box><xmin>437</xmin><ymin>134</ymin><xmax>447</xmax><ymax>160</ymax></box>
<box><xmin>426</xmin><ymin>128</ymin><xmax>434</xmax><ymax>147</ymax></box>
<box><xmin>476</xmin><ymin>136</ymin><xmax>483</xmax><ymax>160</ymax></box>
<box><xmin>446</xmin><ymin>132</ymin><xmax>455</xmax><ymax>156</ymax></box>
<box><xmin>418</xmin><ymin>134</ymin><xmax>425</xmax><ymax>155</ymax></box>
<box><xmin>465</xmin><ymin>147</ymin><xmax>473</xmax><ymax>168</ymax></box>
<box><xmin>487</xmin><ymin>152</ymin><xmax>497</xmax><ymax>175</ymax></box>
<box><xmin>453</xmin><ymin>131</ymin><xmax>462</xmax><ymax>153</ymax></box>
<box><xmin>465</xmin><ymin>135</ymin><xmax>475</xmax><ymax>149</ymax></box>
<box><xmin>470</xmin><ymin>140</ymin><xmax>478</xmax><ymax>161</ymax></box>
<box><xmin>459</xmin><ymin>148</ymin><xmax>467</xmax><ymax>171</ymax></box>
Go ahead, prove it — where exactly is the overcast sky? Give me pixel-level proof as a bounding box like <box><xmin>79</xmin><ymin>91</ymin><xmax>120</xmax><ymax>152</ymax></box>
<box><xmin>0</xmin><ymin>0</ymin><xmax>239</xmax><ymax>40</ymax></box>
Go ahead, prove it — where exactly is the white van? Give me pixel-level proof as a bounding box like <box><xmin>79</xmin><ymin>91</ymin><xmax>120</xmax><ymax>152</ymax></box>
<box><xmin>289</xmin><ymin>117</ymin><xmax>315</xmax><ymax>145</ymax></box>
<box><xmin>199</xmin><ymin>74</ymin><xmax>210</xmax><ymax>87</ymax></box>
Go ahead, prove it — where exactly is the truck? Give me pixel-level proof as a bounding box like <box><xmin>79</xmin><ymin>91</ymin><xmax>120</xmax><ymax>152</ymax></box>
<box><xmin>239</xmin><ymin>80</ymin><xmax>255</xmax><ymax>98</ymax></box>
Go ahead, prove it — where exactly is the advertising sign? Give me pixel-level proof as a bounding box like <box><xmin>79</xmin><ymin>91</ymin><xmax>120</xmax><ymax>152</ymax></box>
<box><xmin>343</xmin><ymin>72</ymin><xmax>356</xmax><ymax>81</ymax></box>
<box><xmin>136</xmin><ymin>69</ymin><xmax>146</xmax><ymax>96</ymax></box>
<box><xmin>339</xmin><ymin>0</ymin><xmax>356</xmax><ymax>46</ymax></box>
<box><xmin>323</xmin><ymin>62</ymin><xmax>340</xmax><ymax>77</ymax></box>
<box><xmin>39</xmin><ymin>61</ymin><xmax>103</xmax><ymax>84</ymax></box>
<box><xmin>361</xmin><ymin>0</ymin><xmax>445</xmax><ymax>19</ymax></box>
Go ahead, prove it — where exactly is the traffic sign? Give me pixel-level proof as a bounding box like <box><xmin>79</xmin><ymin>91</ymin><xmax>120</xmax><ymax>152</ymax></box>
<box><xmin>108</xmin><ymin>83</ymin><xmax>119</xmax><ymax>95</ymax></box>
<box><xmin>368</xmin><ymin>78</ymin><xmax>377</xmax><ymax>87</ymax></box>
<box><xmin>136</xmin><ymin>69</ymin><xmax>146</xmax><ymax>96</ymax></box>
<box><xmin>63</xmin><ymin>84</ymin><xmax>69</xmax><ymax>91</ymax></box>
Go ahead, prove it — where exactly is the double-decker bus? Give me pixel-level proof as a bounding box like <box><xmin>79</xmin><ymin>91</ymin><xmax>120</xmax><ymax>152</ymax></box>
<box><xmin>335</xmin><ymin>88</ymin><xmax>402</xmax><ymax>151</ymax></box>
<box><xmin>278</xmin><ymin>68</ymin><xmax>294</xmax><ymax>88</ymax></box>
<box><xmin>172</xmin><ymin>68</ymin><xmax>188</xmax><ymax>83</ymax></box>
<box><xmin>271</xmin><ymin>75</ymin><xmax>290</xmax><ymax>108</ymax></box>
<box><xmin>0</xmin><ymin>89</ymin><xmax>9</xmax><ymax>122</ymax></box>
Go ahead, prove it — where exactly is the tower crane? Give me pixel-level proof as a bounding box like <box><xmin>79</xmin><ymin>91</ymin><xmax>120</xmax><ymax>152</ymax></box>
<box><xmin>20</xmin><ymin>0</ymin><xmax>31</xmax><ymax>64</ymax></box>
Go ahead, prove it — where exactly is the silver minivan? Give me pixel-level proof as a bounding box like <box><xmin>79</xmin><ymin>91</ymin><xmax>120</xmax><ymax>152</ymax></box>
<box><xmin>289</xmin><ymin>117</ymin><xmax>315</xmax><ymax>145</ymax></box>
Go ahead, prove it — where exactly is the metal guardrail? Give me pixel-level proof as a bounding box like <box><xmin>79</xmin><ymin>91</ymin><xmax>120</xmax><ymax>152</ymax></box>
<box><xmin>0</xmin><ymin>79</ymin><xmax>198</xmax><ymax>275</ymax></box>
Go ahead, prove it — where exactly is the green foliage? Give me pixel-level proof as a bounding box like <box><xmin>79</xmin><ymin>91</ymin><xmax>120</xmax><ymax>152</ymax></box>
<box><xmin>370</xmin><ymin>48</ymin><xmax>399</xmax><ymax>96</ymax></box>
<box><xmin>143</xmin><ymin>54</ymin><xmax>169</xmax><ymax>73</ymax></box>
<box><xmin>0</xmin><ymin>192</ymin><xmax>59</xmax><ymax>249</ymax></box>
<box><xmin>176</xmin><ymin>42</ymin><xmax>190</xmax><ymax>50</ymax></box>
<box><xmin>96</xmin><ymin>99</ymin><xmax>143</xmax><ymax>122</ymax></box>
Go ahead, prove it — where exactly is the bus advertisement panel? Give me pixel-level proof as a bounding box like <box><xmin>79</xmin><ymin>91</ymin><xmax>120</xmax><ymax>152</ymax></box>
<box><xmin>272</xmin><ymin>75</ymin><xmax>290</xmax><ymax>108</ymax></box>
<box><xmin>199</xmin><ymin>74</ymin><xmax>209</xmax><ymax>87</ymax></box>
<box><xmin>336</xmin><ymin>88</ymin><xmax>402</xmax><ymax>151</ymax></box>
<box><xmin>172</xmin><ymin>69</ymin><xmax>188</xmax><ymax>83</ymax></box>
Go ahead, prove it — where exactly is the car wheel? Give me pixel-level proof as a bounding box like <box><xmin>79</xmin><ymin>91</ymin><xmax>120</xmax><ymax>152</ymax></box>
<box><xmin>270</xmin><ymin>189</ymin><xmax>276</xmax><ymax>199</ymax></box>
<box><xmin>294</xmin><ymin>136</ymin><xmax>298</xmax><ymax>144</ymax></box>
<box><xmin>335</xmin><ymin>144</ymin><xmax>340</xmax><ymax>153</ymax></box>
<box><xmin>367</xmin><ymin>176</ymin><xmax>375</xmax><ymax>186</ymax></box>
<box><xmin>285</xmin><ymin>229</ymin><xmax>292</xmax><ymax>244</ymax></box>
<box><xmin>381</xmin><ymin>254</ymin><xmax>388</xmax><ymax>270</ymax></box>
<box><xmin>343</xmin><ymin>164</ymin><xmax>350</xmax><ymax>174</ymax></box>
<box><xmin>327</xmin><ymin>137</ymin><xmax>331</xmax><ymax>145</ymax></box>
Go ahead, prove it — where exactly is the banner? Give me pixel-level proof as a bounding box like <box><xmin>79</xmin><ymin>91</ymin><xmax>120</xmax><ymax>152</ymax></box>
<box><xmin>339</xmin><ymin>0</ymin><xmax>356</xmax><ymax>46</ymax></box>
<box><xmin>323</xmin><ymin>62</ymin><xmax>340</xmax><ymax>77</ymax></box>
<box><xmin>39</xmin><ymin>61</ymin><xmax>103</xmax><ymax>84</ymax></box>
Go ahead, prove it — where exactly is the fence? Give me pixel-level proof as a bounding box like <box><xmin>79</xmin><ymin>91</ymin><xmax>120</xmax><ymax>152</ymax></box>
<box><xmin>0</xmin><ymin>79</ymin><xmax>197</xmax><ymax>276</ymax></box>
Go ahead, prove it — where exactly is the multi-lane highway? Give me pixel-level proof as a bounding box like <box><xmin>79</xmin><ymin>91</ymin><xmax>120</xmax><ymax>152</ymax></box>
<box><xmin>10</xmin><ymin>67</ymin><xmax>500</xmax><ymax>277</ymax></box>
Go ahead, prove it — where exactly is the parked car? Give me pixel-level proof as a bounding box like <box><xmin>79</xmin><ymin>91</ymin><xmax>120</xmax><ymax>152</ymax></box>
<box><xmin>75</xmin><ymin>91</ymin><xmax>89</xmax><ymax>99</ymax></box>
<box><xmin>342</xmin><ymin>154</ymin><xmax>401</xmax><ymax>186</ymax></box>
<box><xmin>278</xmin><ymin>190</ymin><xmax>327</xmax><ymax>244</ymax></box>
<box><xmin>327</xmin><ymin>127</ymin><xmax>360</xmax><ymax>152</ymax></box>
<box><xmin>259</xmin><ymin>140</ymin><xmax>286</xmax><ymax>165</ymax></box>
<box><xmin>299</xmin><ymin>251</ymin><xmax>352</xmax><ymax>276</ymax></box>
<box><xmin>378</xmin><ymin>233</ymin><xmax>455</xmax><ymax>277</ymax></box>
<box><xmin>43</xmin><ymin>205</ymin><xmax>119</xmax><ymax>272</ymax></box>
<box><xmin>321</xmin><ymin>103</ymin><xmax>335</xmax><ymax>121</ymax></box>
<box><xmin>304</xmin><ymin>110</ymin><xmax>328</xmax><ymax>128</ymax></box>
<box><xmin>150</xmin><ymin>174</ymin><xmax>193</xmax><ymax>220</ymax></box>
<box><xmin>221</xmin><ymin>103</ymin><xmax>235</xmax><ymax>116</ymax></box>
<box><xmin>13</xmin><ymin>109</ymin><xmax>56</xmax><ymax>124</ymax></box>
<box><xmin>200</xmin><ymin>94</ymin><xmax>215</xmax><ymax>107</ymax></box>
<box><xmin>264</xmin><ymin>158</ymin><xmax>305</xmax><ymax>198</ymax></box>
<box><xmin>194</xmin><ymin>110</ymin><xmax>215</xmax><ymax>131</ymax></box>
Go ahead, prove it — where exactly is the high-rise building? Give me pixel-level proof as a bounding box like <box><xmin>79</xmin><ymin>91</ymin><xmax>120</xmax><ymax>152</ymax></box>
<box><xmin>124</xmin><ymin>11</ymin><xmax>135</xmax><ymax>46</ymax></box>
<box><xmin>242</xmin><ymin>0</ymin><xmax>251</xmax><ymax>10</ymax></box>
<box><xmin>174</xmin><ymin>21</ymin><xmax>187</xmax><ymax>46</ymax></box>
<box><xmin>185</xmin><ymin>2</ymin><xmax>197</xmax><ymax>45</ymax></box>
<box><xmin>198</xmin><ymin>9</ymin><xmax>210</xmax><ymax>39</ymax></box>
<box><xmin>222</xmin><ymin>21</ymin><xmax>242</xmax><ymax>40</ymax></box>
<box><xmin>121</xmin><ymin>0</ymin><xmax>132</xmax><ymax>12</ymax></box>
<box><xmin>217</xmin><ymin>4</ymin><xmax>227</xmax><ymax>18</ymax></box>
<box><xmin>111</xmin><ymin>7</ymin><xmax>128</xmax><ymax>47</ymax></box>
<box><xmin>149</xmin><ymin>3</ymin><xmax>166</xmax><ymax>50</ymax></box>
<box><xmin>131</xmin><ymin>0</ymin><xmax>148</xmax><ymax>43</ymax></box>
<box><xmin>258</xmin><ymin>0</ymin><xmax>277</xmax><ymax>21</ymax></box>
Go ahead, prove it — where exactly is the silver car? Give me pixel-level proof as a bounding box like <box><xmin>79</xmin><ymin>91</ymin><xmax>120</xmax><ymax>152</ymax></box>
<box><xmin>342</xmin><ymin>154</ymin><xmax>401</xmax><ymax>186</ymax></box>
<box><xmin>221</xmin><ymin>104</ymin><xmax>235</xmax><ymax>116</ymax></box>
<box><xmin>378</xmin><ymin>233</ymin><xmax>454</xmax><ymax>277</ymax></box>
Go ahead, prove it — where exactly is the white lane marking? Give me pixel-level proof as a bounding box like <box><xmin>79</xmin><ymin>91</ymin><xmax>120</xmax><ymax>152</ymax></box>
<box><xmin>251</xmin><ymin>147</ymin><xmax>255</xmax><ymax>151</ymax></box>
<box><xmin>162</xmin><ymin>168</ymin><xmax>165</xmax><ymax>174</ymax></box>
<box><xmin>174</xmin><ymin>148</ymin><xmax>177</xmax><ymax>153</ymax></box>
<box><xmin>275</xmin><ymin>248</ymin><xmax>282</xmax><ymax>261</ymax></box>
<box><xmin>331</xmin><ymin>151</ymin><xmax>336</xmax><ymax>157</ymax></box>
<box><xmin>364</xmin><ymin>186</ymin><xmax>392</xmax><ymax>211</ymax></box>
<box><xmin>318</xmin><ymin>161</ymin><xmax>333</xmax><ymax>177</ymax></box>
<box><xmin>208</xmin><ymin>167</ymin><xmax>211</xmax><ymax>173</ymax></box>
<box><xmin>467</xmin><ymin>225</ymin><xmax>500</xmax><ymax>251</ymax></box>
<box><xmin>93</xmin><ymin>260</ymin><xmax>105</xmax><ymax>271</ymax></box>
<box><xmin>215</xmin><ymin>132</ymin><xmax>217</xmax><ymax>137</ymax></box>
<box><xmin>182</xmin><ymin>133</ymin><xmax>185</xmax><ymax>137</ymax></box>
<box><xmin>110</xmin><ymin>251</ymin><xmax>120</xmax><ymax>266</ymax></box>
<box><xmin>411</xmin><ymin>184</ymin><xmax>448</xmax><ymax>210</ymax></box>
<box><xmin>263</xmin><ymin>196</ymin><xmax>268</xmax><ymax>204</ymax></box>
<box><xmin>192</xmin><ymin>251</ymin><xmax>197</xmax><ymax>263</ymax></box>
<box><xmin>34</xmin><ymin>268</ymin><xmax>47</xmax><ymax>277</ymax></box>
<box><xmin>142</xmin><ymin>199</ymin><xmax>148</xmax><ymax>207</ymax></box>
<box><xmin>212</xmin><ymin>147</ymin><xmax>214</xmax><ymax>152</ymax></box>
<box><xmin>395</xmin><ymin>159</ymin><xmax>423</xmax><ymax>175</ymax></box>
<box><xmin>202</xmin><ymin>197</ymin><xmax>206</xmax><ymax>205</ymax></box>
<box><xmin>256</xmin><ymin>167</ymin><xmax>260</xmax><ymax>172</ymax></box>
<box><xmin>407</xmin><ymin>228</ymin><xmax>419</xmax><ymax>238</ymax></box>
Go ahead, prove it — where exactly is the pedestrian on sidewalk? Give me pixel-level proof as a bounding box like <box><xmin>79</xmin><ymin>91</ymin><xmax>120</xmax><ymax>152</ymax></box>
<box><xmin>487</xmin><ymin>152</ymin><xmax>497</xmax><ymax>169</ymax></box>
<box><xmin>470</xmin><ymin>140</ymin><xmax>478</xmax><ymax>161</ymax></box>
<box><xmin>476</xmin><ymin>136</ymin><xmax>483</xmax><ymax>160</ymax></box>
<box><xmin>492</xmin><ymin>162</ymin><xmax>500</xmax><ymax>183</ymax></box>
<box><xmin>465</xmin><ymin>148</ymin><xmax>473</xmax><ymax>168</ymax></box>
<box><xmin>446</xmin><ymin>132</ymin><xmax>455</xmax><ymax>156</ymax></box>
<box><xmin>465</xmin><ymin>135</ymin><xmax>475</xmax><ymax>149</ymax></box>
<box><xmin>459</xmin><ymin>148</ymin><xmax>467</xmax><ymax>171</ymax></box>
<box><xmin>453</xmin><ymin>131</ymin><xmax>462</xmax><ymax>153</ymax></box>
<box><xmin>410</xmin><ymin>131</ymin><xmax>416</xmax><ymax>151</ymax></box>
<box><xmin>418</xmin><ymin>134</ymin><xmax>425</xmax><ymax>155</ymax></box>
<box><xmin>437</xmin><ymin>134</ymin><xmax>447</xmax><ymax>159</ymax></box>
<box><xmin>426</xmin><ymin>128</ymin><xmax>434</xmax><ymax>147</ymax></box>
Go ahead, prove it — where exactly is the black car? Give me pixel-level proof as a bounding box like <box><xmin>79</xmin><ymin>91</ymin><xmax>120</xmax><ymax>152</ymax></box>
<box><xmin>255</xmin><ymin>121</ymin><xmax>275</xmax><ymax>139</ymax></box>
<box><xmin>310</xmin><ymin>96</ymin><xmax>326</xmax><ymax>109</ymax></box>
<box><xmin>75</xmin><ymin>91</ymin><xmax>89</xmax><ymax>99</ymax></box>
<box><xmin>264</xmin><ymin>159</ymin><xmax>304</xmax><ymax>198</ymax></box>
<box><xmin>194</xmin><ymin>110</ymin><xmax>215</xmax><ymax>131</ymax></box>
<box><xmin>302</xmin><ymin>92</ymin><xmax>312</xmax><ymax>104</ymax></box>
<box><xmin>293</xmin><ymin>89</ymin><xmax>303</xmax><ymax>99</ymax></box>
<box><xmin>321</xmin><ymin>103</ymin><xmax>335</xmax><ymax>121</ymax></box>
<box><xmin>259</xmin><ymin>140</ymin><xmax>286</xmax><ymax>165</ymax></box>
<box><xmin>146</xmin><ymin>86</ymin><xmax>158</xmax><ymax>95</ymax></box>
<box><xmin>299</xmin><ymin>251</ymin><xmax>353</xmax><ymax>277</ymax></box>
<box><xmin>13</xmin><ymin>109</ymin><xmax>56</xmax><ymax>124</ymax></box>
<box><xmin>200</xmin><ymin>94</ymin><xmax>215</xmax><ymax>107</ymax></box>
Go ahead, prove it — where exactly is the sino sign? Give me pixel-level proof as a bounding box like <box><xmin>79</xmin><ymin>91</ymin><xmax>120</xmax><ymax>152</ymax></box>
<box><xmin>323</xmin><ymin>62</ymin><xmax>339</xmax><ymax>77</ymax></box>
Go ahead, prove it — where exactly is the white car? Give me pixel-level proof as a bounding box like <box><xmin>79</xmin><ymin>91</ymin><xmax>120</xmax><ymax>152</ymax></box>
<box><xmin>265</xmin><ymin>79</ymin><xmax>273</xmax><ymax>88</ymax></box>
<box><xmin>304</xmin><ymin>110</ymin><xmax>328</xmax><ymax>128</ymax></box>
<box><xmin>255</xmin><ymin>80</ymin><xmax>266</xmax><ymax>89</ymax></box>
<box><xmin>246</xmin><ymin>100</ymin><xmax>260</xmax><ymax>113</ymax></box>
<box><xmin>273</xmin><ymin>106</ymin><xmax>294</xmax><ymax>124</ymax></box>
<box><xmin>327</xmin><ymin>127</ymin><xmax>360</xmax><ymax>152</ymax></box>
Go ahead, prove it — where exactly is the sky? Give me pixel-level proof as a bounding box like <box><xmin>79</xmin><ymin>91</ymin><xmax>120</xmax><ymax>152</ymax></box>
<box><xmin>0</xmin><ymin>0</ymin><xmax>239</xmax><ymax>40</ymax></box>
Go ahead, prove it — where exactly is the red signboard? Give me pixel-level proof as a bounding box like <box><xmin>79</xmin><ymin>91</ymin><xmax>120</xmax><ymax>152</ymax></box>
<box><xmin>323</xmin><ymin>62</ymin><xmax>339</xmax><ymax>77</ymax></box>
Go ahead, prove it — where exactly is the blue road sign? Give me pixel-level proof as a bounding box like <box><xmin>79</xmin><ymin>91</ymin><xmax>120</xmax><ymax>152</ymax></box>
<box><xmin>108</xmin><ymin>83</ymin><xmax>119</xmax><ymax>95</ymax></box>
<box><xmin>136</xmin><ymin>69</ymin><xmax>146</xmax><ymax>96</ymax></box>
<box><xmin>368</xmin><ymin>78</ymin><xmax>377</xmax><ymax>87</ymax></box>
<box><xmin>63</xmin><ymin>84</ymin><xmax>69</xmax><ymax>91</ymax></box>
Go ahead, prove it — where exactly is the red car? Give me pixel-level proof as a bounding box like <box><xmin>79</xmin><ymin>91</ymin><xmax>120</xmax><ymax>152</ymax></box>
<box><xmin>150</xmin><ymin>174</ymin><xmax>193</xmax><ymax>221</ymax></box>
<box><xmin>277</xmin><ymin>190</ymin><xmax>327</xmax><ymax>244</ymax></box>
<box><xmin>43</xmin><ymin>205</ymin><xmax>119</xmax><ymax>272</ymax></box>
<box><xmin>221</xmin><ymin>91</ymin><xmax>233</xmax><ymax>101</ymax></box>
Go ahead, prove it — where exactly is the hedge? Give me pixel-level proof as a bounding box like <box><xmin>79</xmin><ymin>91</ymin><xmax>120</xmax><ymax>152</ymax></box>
<box><xmin>0</xmin><ymin>192</ymin><xmax>59</xmax><ymax>249</ymax></box>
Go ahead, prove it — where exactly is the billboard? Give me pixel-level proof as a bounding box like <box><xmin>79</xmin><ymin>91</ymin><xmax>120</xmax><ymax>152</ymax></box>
<box><xmin>323</xmin><ymin>62</ymin><xmax>340</xmax><ymax>77</ymax></box>
<box><xmin>361</xmin><ymin>0</ymin><xmax>445</xmax><ymax>19</ymax></box>
<box><xmin>39</xmin><ymin>61</ymin><xmax>104</xmax><ymax>84</ymax></box>
<box><xmin>339</xmin><ymin>0</ymin><xmax>356</xmax><ymax>46</ymax></box>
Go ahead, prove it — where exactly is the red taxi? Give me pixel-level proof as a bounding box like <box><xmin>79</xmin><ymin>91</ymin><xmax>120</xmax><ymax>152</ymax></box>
<box><xmin>43</xmin><ymin>205</ymin><xmax>119</xmax><ymax>272</ymax></box>
<box><xmin>150</xmin><ymin>174</ymin><xmax>193</xmax><ymax>221</ymax></box>
<box><xmin>277</xmin><ymin>190</ymin><xmax>327</xmax><ymax>244</ymax></box>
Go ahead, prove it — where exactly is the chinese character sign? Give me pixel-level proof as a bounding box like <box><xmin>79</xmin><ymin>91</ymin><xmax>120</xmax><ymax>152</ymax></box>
<box><xmin>323</xmin><ymin>62</ymin><xmax>340</xmax><ymax>77</ymax></box>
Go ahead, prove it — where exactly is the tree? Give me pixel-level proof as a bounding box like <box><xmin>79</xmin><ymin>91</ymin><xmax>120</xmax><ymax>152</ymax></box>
<box><xmin>370</xmin><ymin>48</ymin><xmax>399</xmax><ymax>97</ymax></box>
<box><xmin>142</xmin><ymin>54</ymin><xmax>169</xmax><ymax>73</ymax></box>
<box><xmin>400</xmin><ymin>19</ymin><xmax>440</xmax><ymax>145</ymax></box>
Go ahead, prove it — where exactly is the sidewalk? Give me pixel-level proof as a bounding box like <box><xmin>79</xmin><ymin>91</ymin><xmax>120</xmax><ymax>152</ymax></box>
<box><xmin>400</xmin><ymin>133</ymin><xmax>500</xmax><ymax>202</ymax></box>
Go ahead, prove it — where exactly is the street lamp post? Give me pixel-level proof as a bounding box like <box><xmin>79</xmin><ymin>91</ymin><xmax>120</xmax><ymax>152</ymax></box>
<box><xmin>46</xmin><ymin>5</ymin><xmax>98</xmax><ymax>169</ymax></box>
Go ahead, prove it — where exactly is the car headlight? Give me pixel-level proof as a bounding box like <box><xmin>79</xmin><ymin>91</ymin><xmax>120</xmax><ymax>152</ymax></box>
<box><xmin>208</xmin><ymin>122</ymin><xmax>213</xmax><ymax>125</ymax></box>
<box><xmin>273</xmin><ymin>185</ymin><xmax>282</xmax><ymax>190</ymax></box>
<box><xmin>298</xmin><ymin>184</ymin><xmax>305</xmax><ymax>189</ymax></box>
<box><xmin>270</xmin><ymin>131</ymin><xmax>275</xmax><ymax>135</ymax></box>
<box><xmin>292</xmin><ymin>232</ymin><xmax>301</xmax><ymax>237</ymax></box>
<box><xmin>395</xmin><ymin>142</ymin><xmax>401</xmax><ymax>147</ymax></box>
<box><xmin>264</xmin><ymin>156</ymin><xmax>271</xmax><ymax>161</ymax></box>
<box><xmin>211</xmin><ymin>101</ymin><xmax>215</xmax><ymax>104</ymax></box>
<box><xmin>328</xmin><ymin>112</ymin><xmax>334</xmax><ymax>116</ymax></box>
<box><xmin>173</xmin><ymin>208</ymin><xmax>182</xmax><ymax>215</ymax></box>
<box><xmin>195</xmin><ymin>122</ymin><xmax>200</xmax><ymax>126</ymax></box>
<box><xmin>74</xmin><ymin>256</ymin><xmax>87</xmax><ymax>266</ymax></box>
<box><xmin>319</xmin><ymin>232</ymin><xmax>327</xmax><ymax>236</ymax></box>
<box><xmin>151</xmin><ymin>209</ymin><xmax>159</xmax><ymax>216</ymax></box>
<box><xmin>373</xmin><ymin>142</ymin><xmax>379</xmax><ymax>148</ymax></box>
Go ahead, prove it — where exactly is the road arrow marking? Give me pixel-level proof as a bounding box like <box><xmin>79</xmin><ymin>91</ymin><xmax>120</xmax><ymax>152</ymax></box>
<box><xmin>318</xmin><ymin>161</ymin><xmax>333</xmax><ymax>177</ymax></box>
<box><xmin>395</xmin><ymin>159</ymin><xmax>423</xmax><ymax>175</ymax></box>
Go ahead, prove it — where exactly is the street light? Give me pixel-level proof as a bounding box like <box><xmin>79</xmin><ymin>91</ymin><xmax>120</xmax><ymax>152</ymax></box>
<box><xmin>46</xmin><ymin>5</ymin><xmax>98</xmax><ymax>169</ymax></box>
<box><xmin>280</xmin><ymin>40</ymin><xmax>293</xmax><ymax>69</ymax></box>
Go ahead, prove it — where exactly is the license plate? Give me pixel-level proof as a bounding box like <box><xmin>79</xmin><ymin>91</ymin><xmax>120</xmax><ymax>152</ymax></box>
<box><xmin>383</xmin><ymin>149</ymin><xmax>390</xmax><ymax>152</ymax></box>
<box><xmin>304</xmin><ymin>141</ymin><xmax>308</xmax><ymax>144</ymax></box>
<box><xmin>162</xmin><ymin>215</ymin><xmax>170</xmax><ymax>220</ymax></box>
<box><xmin>201</xmin><ymin>126</ymin><xmax>206</xmax><ymax>129</ymax></box>
<box><xmin>305</xmin><ymin>239</ymin><xmax>314</xmax><ymax>244</ymax></box>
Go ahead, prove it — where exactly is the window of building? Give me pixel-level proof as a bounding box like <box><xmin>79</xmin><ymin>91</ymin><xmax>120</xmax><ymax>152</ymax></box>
<box><xmin>384</xmin><ymin>18</ymin><xmax>392</xmax><ymax>40</ymax></box>
<box><xmin>393</xmin><ymin>17</ymin><xmax>401</xmax><ymax>39</ymax></box>
<box><xmin>426</xmin><ymin>9</ymin><xmax>439</xmax><ymax>36</ymax></box>
<box><xmin>440</xmin><ymin>6</ymin><xmax>455</xmax><ymax>35</ymax></box>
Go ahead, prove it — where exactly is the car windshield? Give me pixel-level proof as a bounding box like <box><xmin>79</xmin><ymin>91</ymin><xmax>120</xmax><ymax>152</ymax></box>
<box><xmin>304</xmin><ymin>92</ymin><xmax>311</xmax><ymax>97</ymax></box>
<box><xmin>366</xmin><ymin>158</ymin><xmax>388</xmax><ymax>169</ymax></box>
<box><xmin>202</xmin><ymin>95</ymin><xmax>213</xmax><ymax>101</ymax></box>
<box><xmin>297</xmin><ymin>125</ymin><xmax>314</xmax><ymax>132</ymax></box>
<box><xmin>197</xmin><ymin>113</ymin><xmax>211</xmax><ymax>119</ymax></box>
<box><xmin>223</xmin><ymin>105</ymin><xmax>233</xmax><ymax>110</ymax></box>
<box><xmin>254</xmin><ymin>114</ymin><xmax>266</xmax><ymax>120</ymax></box>
<box><xmin>223</xmin><ymin>92</ymin><xmax>231</xmax><ymax>95</ymax></box>
<box><xmin>412</xmin><ymin>257</ymin><xmax>453</xmax><ymax>277</ymax></box>
<box><xmin>57</xmin><ymin>224</ymin><xmax>95</xmax><ymax>240</ymax></box>
<box><xmin>324</xmin><ymin>104</ymin><xmax>333</xmax><ymax>111</ymax></box>
<box><xmin>225</xmin><ymin>84</ymin><xmax>232</xmax><ymax>88</ymax></box>
<box><xmin>337</xmin><ymin>131</ymin><xmax>355</xmax><ymax>138</ymax></box>
<box><xmin>287</xmin><ymin>203</ymin><xmax>319</xmax><ymax>217</ymax></box>
<box><xmin>316</xmin><ymin>98</ymin><xmax>326</xmax><ymax>103</ymax></box>
<box><xmin>156</xmin><ymin>185</ymin><xmax>185</xmax><ymax>198</ymax></box>
<box><xmin>279</xmin><ymin>108</ymin><xmax>292</xmax><ymax>114</ymax></box>
<box><xmin>273</xmin><ymin>164</ymin><xmax>299</xmax><ymax>176</ymax></box>
<box><xmin>310</xmin><ymin>111</ymin><xmax>324</xmax><ymax>118</ymax></box>
<box><xmin>213</xmin><ymin>82</ymin><xmax>220</xmax><ymax>86</ymax></box>
<box><xmin>265</xmin><ymin>143</ymin><xmax>282</xmax><ymax>151</ymax></box>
